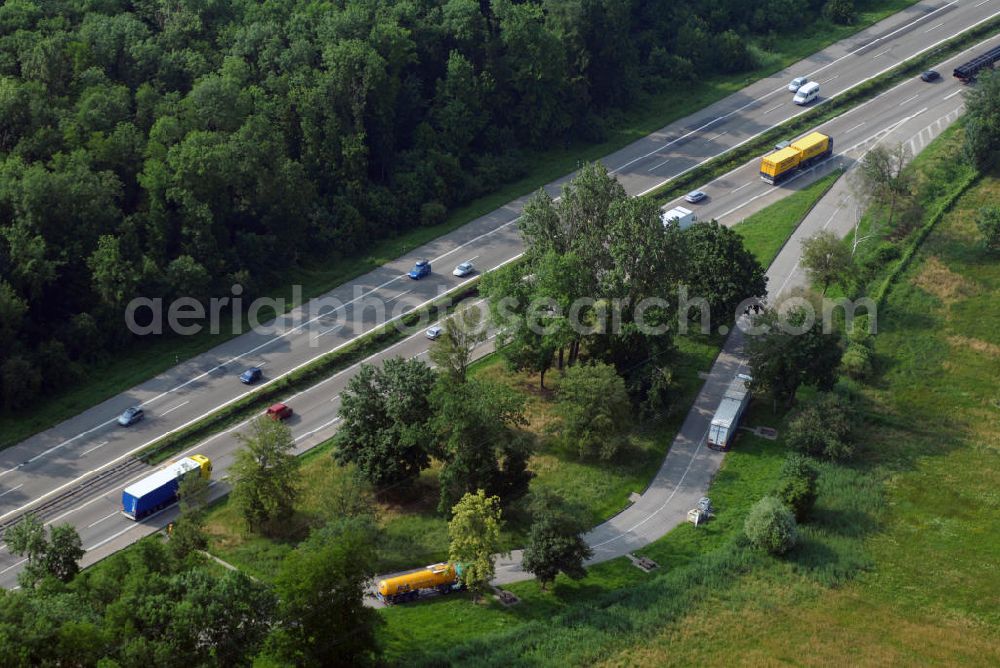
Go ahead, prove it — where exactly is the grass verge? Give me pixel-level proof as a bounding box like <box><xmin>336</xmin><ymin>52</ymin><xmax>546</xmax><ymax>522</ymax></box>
<box><xmin>733</xmin><ymin>168</ymin><xmax>843</xmax><ymax>266</ymax></box>
<box><xmin>0</xmin><ymin>0</ymin><xmax>926</xmax><ymax>451</ymax></box>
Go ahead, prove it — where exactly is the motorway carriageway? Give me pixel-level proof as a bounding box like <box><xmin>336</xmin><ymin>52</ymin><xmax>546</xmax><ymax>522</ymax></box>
<box><xmin>2</xmin><ymin>0</ymin><xmax>998</xmax><ymax>586</ymax></box>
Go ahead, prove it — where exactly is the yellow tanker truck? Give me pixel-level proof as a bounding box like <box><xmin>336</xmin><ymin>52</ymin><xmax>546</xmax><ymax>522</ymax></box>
<box><xmin>759</xmin><ymin>132</ymin><xmax>833</xmax><ymax>184</ymax></box>
<box><xmin>376</xmin><ymin>562</ymin><xmax>465</xmax><ymax>604</ymax></box>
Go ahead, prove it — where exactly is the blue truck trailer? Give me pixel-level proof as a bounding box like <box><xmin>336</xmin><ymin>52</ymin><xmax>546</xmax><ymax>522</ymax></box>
<box><xmin>121</xmin><ymin>454</ymin><xmax>212</xmax><ymax>520</ymax></box>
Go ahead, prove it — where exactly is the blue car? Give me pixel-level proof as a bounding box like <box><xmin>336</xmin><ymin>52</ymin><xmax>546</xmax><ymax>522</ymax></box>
<box><xmin>117</xmin><ymin>406</ymin><xmax>144</xmax><ymax>427</ymax></box>
<box><xmin>240</xmin><ymin>367</ymin><xmax>263</xmax><ymax>384</ymax></box>
<box><xmin>408</xmin><ymin>260</ymin><xmax>431</xmax><ymax>280</ymax></box>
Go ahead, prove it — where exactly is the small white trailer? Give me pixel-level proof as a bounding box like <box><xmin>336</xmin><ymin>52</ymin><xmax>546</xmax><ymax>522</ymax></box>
<box><xmin>661</xmin><ymin>206</ymin><xmax>697</xmax><ymax>230</ymax></box>
<box><xmin>707</xmin><ymin>373</ymin><xmax>752</xmax><ymax>451</ymax></box>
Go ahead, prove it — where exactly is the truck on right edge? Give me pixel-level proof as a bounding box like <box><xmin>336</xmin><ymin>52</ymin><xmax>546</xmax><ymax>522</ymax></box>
<box><xmin>759</xmin><ymin>131</ymin><xmax>833</xmax><ymax>184</ymax></box>
<box><xmin>953</xmin><ymin>44</ymin><xmax>1000</xmax><ymax>83</ymax></box>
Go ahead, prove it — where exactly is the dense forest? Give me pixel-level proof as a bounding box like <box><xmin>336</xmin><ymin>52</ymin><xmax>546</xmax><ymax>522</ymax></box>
<box><xmin>0</xmin><ymin>0</ymin><xmax>860</xmax><ymax>411</ymax></box>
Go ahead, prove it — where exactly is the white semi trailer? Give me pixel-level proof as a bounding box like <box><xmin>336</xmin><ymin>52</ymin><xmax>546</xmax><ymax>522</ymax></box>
<box><xmin>707</xmin><ymin>373</ymin><xmax>752</xmax><ymax>451</ymax></box>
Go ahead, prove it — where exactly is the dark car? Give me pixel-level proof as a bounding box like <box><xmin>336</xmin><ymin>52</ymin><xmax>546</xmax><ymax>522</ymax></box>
<box><xmin>408</xmin><ymin>260</ymin><xmax>431</xmax><ymax>280</ymax></box>
<box><xmin>240</xmin><ymin>367</ymin><xmax>263</xmax><ymax>384</ymax></box>
<box><xmin>117</xmin><ymin>406</ymin><xmax>144</xmax><ymax>427</ymax></box>
<box><xmin>920</xmin><ymin>70</ymin><xmax>940</xmax><ymax>82</ymax></box>
<box><xmin>266</xmin><ymin>403</ymin><xmax>293</xmax><ymax>421</ymax></box>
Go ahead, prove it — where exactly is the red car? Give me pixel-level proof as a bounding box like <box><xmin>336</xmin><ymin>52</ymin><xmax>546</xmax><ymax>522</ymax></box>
<box><xmin>266</xmin><ymin>403</ymin><xmax>292</xmax><ymax>420</ymax></box>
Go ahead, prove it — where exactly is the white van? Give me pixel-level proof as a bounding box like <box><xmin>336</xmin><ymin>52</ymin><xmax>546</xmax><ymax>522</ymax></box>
<box><xmin>662</xmin><ymin>206</ymin><xmax>697</xmax><ymax>230</ymax></box>
<box><xmin>793</xmin><ymin>81</ymin><xmax>820</xmax><ymax>105</ymax></box>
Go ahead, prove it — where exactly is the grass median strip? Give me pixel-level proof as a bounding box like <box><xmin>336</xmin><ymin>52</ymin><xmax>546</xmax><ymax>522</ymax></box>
<box><xmin>734</xmin><ymin>168</ymin><xmax>844</xmax><ymax>266</ymax></box>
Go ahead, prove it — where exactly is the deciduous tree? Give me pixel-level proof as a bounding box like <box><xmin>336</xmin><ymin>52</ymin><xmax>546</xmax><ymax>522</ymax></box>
<box><xmin>775</xmin><ymin>454</ymin><xmax>820</xmax><ymax>522</ymax></box>
<box><xmin>231</xmin><ymin>416</ymin><xmax>300</xmax><ymax>535</ymax></box>
<box><xmin>429</xmin><ymin>304</ymin><xmax>488</xmax><ymax>383</ymax></box>
<box><xmin>786</xmin><ymin>392</ymin><xmax>855</xmax><ymax>461</ymax></box>
<box><xmin>744</xmin><ymin>496</ymin><xmax>798</xmax><ymax>555</ymax></box>
<box><xmin>975</xmin><ymin>206</ymin><xmax>1000</xmax><ymax>251</ymax></box>
<box><xmin>682</xmin><ymin>220</ymin><xmax>767</xmax><ymax>326</ymax></box>
<box><xmin>964</xmin><ymin>69</ymin><xmax>1000</xmax><ymax>170</ymax></box>
<box><xmin>521</xmin><ymin>492</ymin><xmax>593</xmax><ymax>589</ymax></box>
<box><xmin>169</xmin><ymin>472</ymin><xmax>211</xmax><ymax>560</ymax></box>
<box><xmin>6</xmin><ymin>516</ymin><xmax>84</xmax><ymax>587</ymax></box>
<box><xmin>448</xmin><ymin>490</ymin><xmax>506</xmax><ymax>601</ymax></box>
<box><xmin>747</xmin><ymin>298</ymin><xmax>843</xmax><ymax>408</ymax></box>
<box><xmin>553</xmin><ymin>362</ymin><xmax>630</xmax><ymax>460</ymax></box>
<box><xmin>432</xmin><ymin>378</ymin><xmax>530</xmax><ymax>512</ymax></box>
<box><xmin>334</xmin><ymin>358</ymin><xmax>436</xmax><ymax>489</ymax></box>
<box><xmin>856</xmin><ymin>143</ymin><xmax>913</xmax><ymax>230</ymax></box>
<box><xmin>800</xmin><ymin>230</ymin><xmax>853</xmax><ymax>294</ymax></box>
<box><xmin>267</xmin><ymin>522</ymin><xmax>380</xmax><ymax>666</ymax></box>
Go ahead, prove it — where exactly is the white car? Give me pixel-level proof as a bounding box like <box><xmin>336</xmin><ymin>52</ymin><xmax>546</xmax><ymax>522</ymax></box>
<box><xmin>426</xmin><ymin>326</ymin><xmax>443</xmax><ymax>340</ymax></box>
<box><xmin>684</xmin><ymin>190</ymin><xmax>706</xmax><ymax>204</ymax></box>
<box><xmin>453</xmin><ymin>262</ymin><xmax>475</xmax><ymax>277</ymax></box>
<box><xmin>788</xmin><ymin>76</ymin><xmax>808</xmax><ymax>92</ymax></box>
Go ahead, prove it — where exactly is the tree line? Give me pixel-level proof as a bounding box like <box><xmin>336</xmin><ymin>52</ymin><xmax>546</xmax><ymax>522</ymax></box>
<box><xmin>1</xmin><ymin>0</ymin><xmax>866</xmax><ymax>412</ymax></box>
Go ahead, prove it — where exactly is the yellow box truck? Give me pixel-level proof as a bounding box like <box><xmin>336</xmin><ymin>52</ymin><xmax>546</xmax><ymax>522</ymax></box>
<box><xmin>760</xmin><ymin>132</ymin><xmax>833</xmax><ymax>184</ymax></box>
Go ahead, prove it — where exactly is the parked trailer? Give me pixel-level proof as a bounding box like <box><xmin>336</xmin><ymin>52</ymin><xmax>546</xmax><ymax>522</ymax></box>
<box><xmin>377</xmin><ymin>562</ymin><xmax>465</xmax><ymax>604</ymax></box>
<box><xmin>759</xmin><ymin>132</ymin><xmax>833</xmax><ymax>184</ymax></box>
<box><xmin>707</xmin><ymin>374</ymin><xmax>752</xmax><ymax>451</ymax></box>
<box><xmin>121</xmin><ymin>454</ymin><xmax>212</xmax><ymax>520</ymax></box>
<box><xmin>953</xmin><ymin>44</ymin><xmax>1000</xmax><ymax>82</ymax></box>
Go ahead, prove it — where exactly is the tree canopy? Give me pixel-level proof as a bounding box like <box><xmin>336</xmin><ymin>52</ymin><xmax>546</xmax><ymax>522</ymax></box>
<box><xmin>552</xmin><ymin>361</ymin><xmax>631</xmax><ymax>460</ymax></box>
<box><xmin>231</xmin><ymin>415</ymin><xmax>301</xmax><ymax>534</ymax></box>
<box><xmin>963</xmin><ymin>69</ymin><xmax>1000</xmax><ymax>170</ymax></box>
<box><xmin>747</xmin><ymin>296</ymin><xmax>843</xmax><ymax>407</ymax></box>
<box><xmin>334</xmin><ymin>357</ymin><xmax>436</xmax><ymax>489</ymax></box>
<box><xmin>449</xmin><ymin>490</ymin><xmax>506</xmax><ymax>600</ymax></box>
<box><xmin>432</xmin><ymin>377</ymin><xmax>531</xmax><ymax>512</ymax></box>
<box><xmin>5</xmin><ymin>515</ymin><xmax>85</xmax><ymax>588</ymax></box>
<box><xmin>800</xmin><ymin>230</ymin><xmax>852</xmax><ymax>295</ymax></box>
<box><xmin>521</xmin><ymin>491</ymin><xmax>593</xmax><ymax>589</ymax></box>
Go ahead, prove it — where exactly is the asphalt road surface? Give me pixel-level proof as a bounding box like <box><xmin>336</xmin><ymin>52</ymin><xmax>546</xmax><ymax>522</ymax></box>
<box><xmin>2</xmin><ymin>1</ymin><xmax>998</xmax><ymax>587</ymax></box>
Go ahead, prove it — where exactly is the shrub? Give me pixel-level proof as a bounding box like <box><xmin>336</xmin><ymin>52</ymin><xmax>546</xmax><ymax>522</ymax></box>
<box><xmin>420</xmin><ymin>201</ymin><xmax>447</xmax><ymax>227</ymax></box>
<box><xmin>840</xmin><ymin>343</ymin><xmax>873</xmax><ymax>380</ymax></box>
<box><xmin>775</xmin><ymin>454</ymin><xmax>819</xmax><ymax>522</ymax></box>
<box><xmin>975</xmin><ymin>206</ymin><xmax>1000</xmax><ymax>251</ymax></box>
<box><xmin>714</xmin><ymin>30</ymin><xmax>757</xmax><ymax>73</ymax></box>
<box><xmin>554</xmin><ymin>362</ymin><xmax>630</xmax><ymax>461</ymax></box>
<box><xmin>846</xmin><ymin>314</ymin><xmax>874</xmax><ymax>347</ymax></box>
<box><xmin>785</xmin><ymin>392</ymin><xmax>855</xmax><ymax>461</ymax></box>
<box><xmin>744</xmin><ymin>496</ymin><xmax>798</xmax><ymax>555</ymax></box>
<box><xmin>823</xmin><ymin>0</ymin><xmax>856</xmax><ymax>25</ymax></box>
<box><xmin>859</xmin><ymin>242</ymin><xmax>901</xmax><ymax>284</ymax></box>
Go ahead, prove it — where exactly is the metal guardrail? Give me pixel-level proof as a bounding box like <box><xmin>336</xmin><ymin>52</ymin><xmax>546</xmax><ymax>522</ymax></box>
<box><xmin>0</xmin><ymin>458</ymin><xmax>148</xmax><ymax>541</ymax></box>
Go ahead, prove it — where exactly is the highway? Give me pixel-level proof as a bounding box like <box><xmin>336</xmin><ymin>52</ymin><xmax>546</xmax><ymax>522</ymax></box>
<box><xmin>1</xmin><ymin>0</ymin><xmax>998</xmax><ymax>587</ymax></box>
